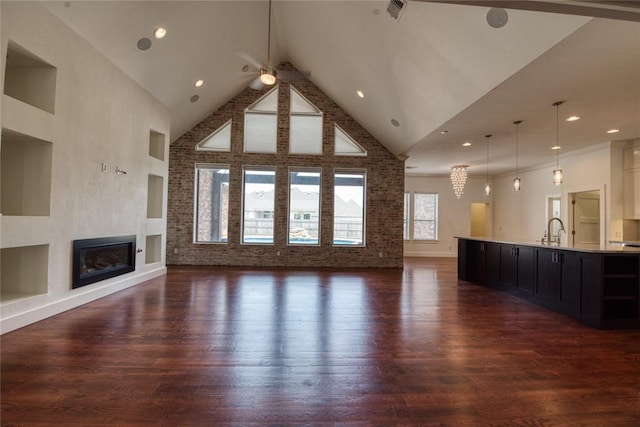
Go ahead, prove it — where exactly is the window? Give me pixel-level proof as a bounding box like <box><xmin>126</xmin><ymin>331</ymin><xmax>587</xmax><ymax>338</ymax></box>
<box><xmin>334</xmin><ymin>124</ymin><xmax>367</xmax><ymax>156</ymax></box>
<box><xmin>194</xmin><ymin>165</ymin><xmax>229</xmax><ymax>243</ymax></box>
<box><xmin>242</xmin><ymin>167</ymin><xmax>276</xmax><ymax>244</ymax></box>
<box><xmin>333</xmin><ymin>170</ymin><xmax>366</xmax><ymax>246</ymax></box>
<box><xmin>289</xmin><ymin>168</ymin><xmax>321</xmax><ymax>245</ymax></box>
<box><xmin>413</xmin><ymin>193</ymin><xmax>438</xmax><ymax>240</ymax></box>
<box><xmin>290</xmin><ymin>86</ymin><xmax>323</xmax><ymax>154</ymax></box>
<box><xmin>403</xmin><ymin>192</ymin><xmax>410</xmax><ymax>240</ymax></box>
<box><xmin>196</xmin><ymin>120</ymin><xmax>231</xmax><ymax>152</ymax></box>
<box><xmin>244</xmin><ymin>87</ymin><xmax>278</xmax><ymax>153</ymax></box>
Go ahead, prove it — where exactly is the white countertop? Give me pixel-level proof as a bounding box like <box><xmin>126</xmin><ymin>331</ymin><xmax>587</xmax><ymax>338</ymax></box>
<box><xmin>456</xmin><ymin>236</ymin><xmax>640</xmax><ymax>254</ymax></box>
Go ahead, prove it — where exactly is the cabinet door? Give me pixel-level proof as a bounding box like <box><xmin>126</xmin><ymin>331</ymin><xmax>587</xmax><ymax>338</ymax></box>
<box><xmin>623</xmin><ymin>169</ymin><xmax>640</xmax><ymax>219</ymax></box>
<box><xmin>560</xmin><ymin>251</ymin><xmax>581</xmax><ymax>317</ymax></box>
<box><xmin>535</xmin><ymin>248</ymin><xmax>561</xmax><ymax>301</ymax></box>
<box><xmin>517</xmin><ymin>246</ymin><xmax>534</xmax><ymax>294</ymax></box>
<box><xmin>471</xmin><ymin>241</ymin><xmax>487</xmax><ymax>285</ymax></box>
<box><xmin>486</xmin><ymin>242</ymin><xmax>501</xmax><ymax>288</ymax></box>
<box><xmin>500</xmin><ymin>245</ymin><xmax>517</xmax><ymax>289</ymax></box>
<box><xmin>457</xmin><ymin>238</ymin><xmax>469</xmax><ymax>281</ymax></box>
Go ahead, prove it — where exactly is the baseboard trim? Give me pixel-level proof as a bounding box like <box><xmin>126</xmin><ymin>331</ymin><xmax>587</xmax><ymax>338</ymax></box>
<box><xmin>0</xmin><ymin>267</ymin><xmax>166</xmax><ymax>335</ymax></box>
<box><xmin>403</xmin><ymin>251</ymin><xmax>456</xmax><ymax>258</ymax></box>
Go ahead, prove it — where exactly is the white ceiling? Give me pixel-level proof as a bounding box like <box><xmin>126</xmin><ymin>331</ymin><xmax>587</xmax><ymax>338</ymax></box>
<box><xmin>42</xmin><ymin>1</ymin><xmax>640</xmax><ymax>177</ymax></box>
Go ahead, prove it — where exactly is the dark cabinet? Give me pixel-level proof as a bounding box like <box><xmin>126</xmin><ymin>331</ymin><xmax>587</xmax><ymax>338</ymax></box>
<box><xmin>457</xmin><ymin>238</ymin><xmax>640</xmax><ymax>329</ymax></box>
<box><xmin>535</xmin><ymin>248</ymin><xmax>562</xmax><ymax>302</ymax></box>
<box><xmin>534</xmin><ymin>248</ymin><xmax>580</xmax><ymax>314</ymax></box>
<box><xmin>500</xmin><ymin>244</ymin><xmax>518</xmax><ymax>289</ymax></box>
<box><xmin>500</xmin><ymin>244</ymin><xmax>533</xmax><ymax>293</ymax></box>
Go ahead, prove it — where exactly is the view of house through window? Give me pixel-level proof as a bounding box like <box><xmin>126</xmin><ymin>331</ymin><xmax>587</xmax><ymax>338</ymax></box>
<box><xmin>333</xmin><ymin>170</ymin><xmax>366</xmax><ymax>246</ymax></box>
<box><xmin>413</xmin><ymin>193</ymin><xmax>438</xmax><ymax>240</ymax></box>
<box><xmin>289</xmin><ymin>168</ymin><xmax>321</xmax><ymax>245</ymax></box>
<box><xmin>194</xmin><ymin>165</ymin><xmax>229</xmax><ymax>243</ymax></box>
<box><xmin>242</xmin><ymin>167</ymin><xmax>276</xmax><ymax>244</ymax></box>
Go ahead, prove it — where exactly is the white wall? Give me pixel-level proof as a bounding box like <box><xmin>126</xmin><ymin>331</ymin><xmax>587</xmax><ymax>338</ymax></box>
<box><xmin>406</xmin><ymin>142</ymin><xmax>630</xmax><ymax>256</ymax></box>
<box><xmin>1</xmin><ymin>2</ymin><xmax>170</xmax><ymax>333</ymax></box>
<box><xmin>404</xmin><ymin>175</ymin><xmax>492</xmax><ymax>257</ymax></box>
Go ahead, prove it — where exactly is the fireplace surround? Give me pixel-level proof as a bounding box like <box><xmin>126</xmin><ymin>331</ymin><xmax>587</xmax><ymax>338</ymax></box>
<box><xmin>72</xmin><ymin>235</ymin><xmax>136</xmax><ymax>289</ymax></box>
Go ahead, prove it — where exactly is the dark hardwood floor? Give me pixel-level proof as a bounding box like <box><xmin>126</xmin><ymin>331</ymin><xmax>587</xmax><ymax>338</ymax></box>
<box><xmin>2</xmin><ymin>258</ymin><xmax>640</xmax><ymax>426</ymax></box>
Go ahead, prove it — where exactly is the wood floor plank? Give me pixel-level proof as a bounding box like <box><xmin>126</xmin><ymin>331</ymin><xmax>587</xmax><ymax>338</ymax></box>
<box><xmin>2</xmin><ymin>258</ymin><xmax>640</xmax><ymax>425</ymax></box>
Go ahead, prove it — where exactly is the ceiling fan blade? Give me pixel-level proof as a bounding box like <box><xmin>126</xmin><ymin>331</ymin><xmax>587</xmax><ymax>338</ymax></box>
<box><xmin>248</xmin><ymin>76</ymin><xmax>264</xmax><ymax>90</ymax></box>
<box><xmin>233</xmin><ymin>48</ymin><xmax>264</xmax><ymax>70</ymax></box>
<box><xmin>275</xmin><ymin>69</ymin><xmax>311</xmax><ymax>82</ymax></box>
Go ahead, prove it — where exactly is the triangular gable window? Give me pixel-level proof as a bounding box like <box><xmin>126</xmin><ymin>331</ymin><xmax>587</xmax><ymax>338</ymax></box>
<box><xmin>244</xmin><ymin>86</ymin><xmax>278</xmax><ymax>153</ymax></box>
<box><xmin>291</xmin><ymin>87</ymin><xmax>321</xmax><ymax>114</ymax></box>
<box><xmin>290</xmin><ymin>86</ymin><xmax>323</xmax><ymax>155</ymax></box>
<box><xmin>334</xmin><ymin>124</ymin><xmax>367</xmax><ymax>156</ymax></box>
<box><xmin>196</xmin><ymin>120</ymin><xmax>232</xmax><ymax>152</ymax></box>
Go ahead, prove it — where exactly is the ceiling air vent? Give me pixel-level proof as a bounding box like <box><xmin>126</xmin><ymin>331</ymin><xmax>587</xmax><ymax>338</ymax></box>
<box><xmin>387</xmin><ymin>0</ymin><xmax>407</xmax><ymax>21</ymax></box>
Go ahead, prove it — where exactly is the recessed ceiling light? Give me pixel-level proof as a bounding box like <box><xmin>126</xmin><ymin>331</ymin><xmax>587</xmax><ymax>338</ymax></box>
<box><xmin>137</xmin><ymin>37</ymin><xmax>152</xmax><ymax>51</ymax></box>
<box><xmin>551</xmin><ymin>146</ymin><xmax>561</xmax><ymax>150</ymax></box>
<box><xmin>391</xmin><ymin>119</ymin><xmax>400</xmax><ymax>127</ymax></box>
<box><xmin>190</xmin><ymin>95</ymin><xmax>199</xmax><ymax>103</ymax></box>
<box><xmin>607</xmin><ymin>128</ymin><xmax>620</xmax><ymax>134</ymax></box>
<box><xmin>356</xmin><ymin>90</ymin><xmax>364</xmax><ymax>98</ymax></box>
<box><xmin>462</xmin><ymin>142</ymin><xmax>471</xmax><ymax>147</ymax></box>
<box><xmin>242</xmin><ymin>65</ymin><xmax>249</xmax><ymax>72</ymax></box>
<box><xmin>566</xmin><ymin>116</ymin><xmax>580</xmax><ymax>122</ymax></box>
<box><xmin>441</xmin><ymin>130</ymin><xmax>448</xmax><ymax>134</ymax></box>
<box><xmin>194</xmin><ymin>79</ymin><xmax>204</xmax><ymax>88</ymax></box>
<box><xmin>154</xmin><ymin>27</ymin><xmax>167</xmax><ymax>39</ymax></box>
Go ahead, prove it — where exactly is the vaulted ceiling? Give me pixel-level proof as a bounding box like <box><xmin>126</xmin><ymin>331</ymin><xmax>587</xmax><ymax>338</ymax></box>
<box><xmin>42</xmin><ymin>1</ymin><xmax>640</xmax><ymax>176</ymax></box>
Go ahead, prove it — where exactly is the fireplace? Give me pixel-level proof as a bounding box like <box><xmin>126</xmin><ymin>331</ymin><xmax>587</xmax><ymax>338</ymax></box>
<box><xmin>72</xmin><ymin>235</ymin><xmax>136</xmax><ymax>289</ymax></box>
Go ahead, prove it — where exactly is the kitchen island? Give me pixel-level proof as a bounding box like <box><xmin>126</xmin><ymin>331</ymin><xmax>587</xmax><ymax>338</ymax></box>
<box><xmin>457</xmin><ymin>237</ymin><xmax>640</xmax><ymax>329</ymax></box>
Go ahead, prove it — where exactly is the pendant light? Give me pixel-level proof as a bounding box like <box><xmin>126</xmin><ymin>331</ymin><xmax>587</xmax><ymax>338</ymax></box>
<box><xmin>260</xmin><ymin>0</ymin><xmax>277</xmax><ymax>86</ymax></box>
<box><xmin>484</xmin><ymin>134</ymin><xmax>492</xmax><ymax>196</ymax></box>
<box><xmin>450</xmin><ymin>165</ymin><xmax>468</xmax><ymax>199</ymax></box>
<box><xmin>552</xmin><ymin>101</ymin><xmax>564</xmax><ymax>185</ymax></box>
<box><xmin>513</xmin><ymin>120</ymin><xmax>522</xmax><ymax>191</ymax></box>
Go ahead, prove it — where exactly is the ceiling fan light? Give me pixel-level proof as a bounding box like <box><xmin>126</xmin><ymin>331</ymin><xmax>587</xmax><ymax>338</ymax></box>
<box><xmin>260</xmin><ymin>68</ymin><xmax>276</xmax><ymax>85</ymax></box>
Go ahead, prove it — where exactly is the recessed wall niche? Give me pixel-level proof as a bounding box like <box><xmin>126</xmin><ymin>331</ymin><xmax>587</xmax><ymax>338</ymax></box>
<box><xmin>147</xmin><ymin>174</ymin><xmax>164</xmax><ymax>218</ymax></box>
<box><xmin>149</xmin><ymin>130</ymin><xmax>165</xmax><ymax>161</ymax></box>
<box><xmin>1</xmin><ymin>129</ymin><xmax>53</xmax><ymax>216</ymax></box>
<box><xmin>145</xmin><ymin>234</ymin><xmax>162</xmax><ymax>264</ymax></box>
<box><xmin>3</xmin><ymin>42</ymin><xmax>57</xmax><ymax>114</ymax></box>
<box><xmin>0</xmin><ymin>244</ymin><xmax>49</xmax><ymax>302</ymax></box>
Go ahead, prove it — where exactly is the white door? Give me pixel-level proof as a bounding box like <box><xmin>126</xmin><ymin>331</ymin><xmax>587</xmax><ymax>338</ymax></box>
<box><xmin>571</xmin><ymin>191</ymin><xmax>600</xmax><ymax>248</ymax></box>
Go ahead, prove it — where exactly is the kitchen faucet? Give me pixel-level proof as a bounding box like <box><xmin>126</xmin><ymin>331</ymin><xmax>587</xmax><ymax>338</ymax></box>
<box><xmin>544</xmin><ymin>217</ymin><xmax>566</xmax><ymax>246</ymax></box>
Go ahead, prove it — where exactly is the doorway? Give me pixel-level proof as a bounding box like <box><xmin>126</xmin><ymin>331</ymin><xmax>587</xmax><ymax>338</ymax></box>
<box><xmin>569</xmin><ymin>190</ymin><xmax>601</xmax><ymax>248</ymax></box>
<box><xmin>470</xmin><ymin>203</ymin><xmax>490</xmax><ymax>238</ymax></box>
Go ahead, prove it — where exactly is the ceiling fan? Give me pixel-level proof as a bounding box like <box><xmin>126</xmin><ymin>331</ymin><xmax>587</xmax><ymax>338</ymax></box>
<box><xmin>235</xmin><ymin>0</ymin><xmax>310</xmax><ymax>90</ymax></box>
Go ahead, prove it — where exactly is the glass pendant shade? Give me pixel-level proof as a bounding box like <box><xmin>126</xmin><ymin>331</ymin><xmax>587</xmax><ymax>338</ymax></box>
<box><xmin>553</xmin><ymin>169</ymin><xmax>563</xmax><ymax>185</ymax></box>
<box><xmin>513</xmin><ymin>177</ymin><xmax>521</xmax><ymax>191</ymax></box>
<box><xmin>484</xmin><ymin>183</ymin><xmax>492</xmax><ymax>196</ymax></box>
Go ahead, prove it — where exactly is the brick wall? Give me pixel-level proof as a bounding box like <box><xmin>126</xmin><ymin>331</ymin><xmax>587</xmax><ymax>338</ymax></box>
<box><xmin>167</xmin><ymin>64</ymin><xmax>404</xmax><ymax>268</ymax></box>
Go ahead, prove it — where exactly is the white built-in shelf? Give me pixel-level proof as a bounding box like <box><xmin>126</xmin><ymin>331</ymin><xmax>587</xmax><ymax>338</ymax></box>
<box><xmin>145</xmin><ymin>234</ymin><xmax>162</xmax><ymax>264</ymax></box>
<box><xmin>147</xmin><ymin>174</ymin><xmax>164</xmax><ymax>219</ymax></box>
<box><xmin>3</xmin><ymin>42</ymin><xmax>57</xmax><ymax>114</ymax></box>
<box><xmin>0</xmin><ymin>244</ymin><xmax>49</xmax><ymax>303</ymax></box>
<box><xmin>149</xmin><ymin>130</ymin><xmax>165</xmax><ymax>161</ymax></box>
<box><xmin>1</xmin><ymin>128</ymin><xmax>53</xmax><ymax>216</ymax></box>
